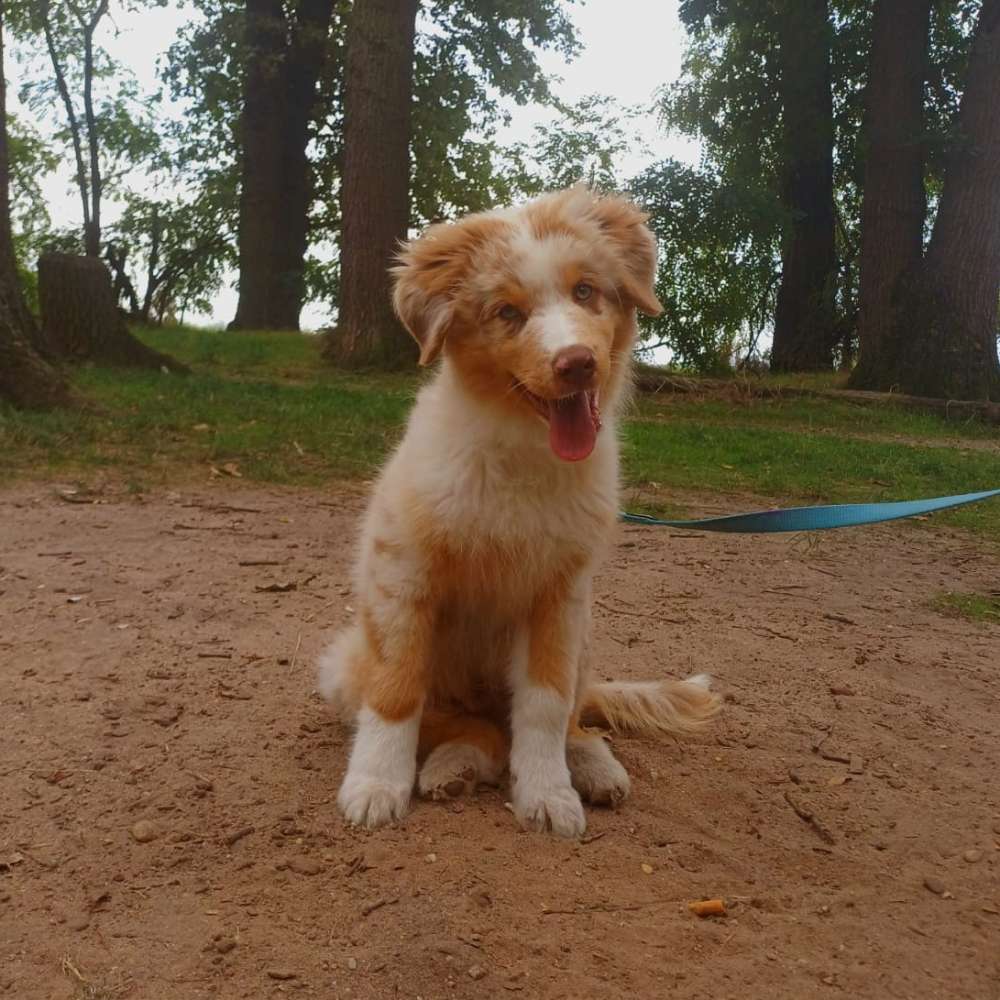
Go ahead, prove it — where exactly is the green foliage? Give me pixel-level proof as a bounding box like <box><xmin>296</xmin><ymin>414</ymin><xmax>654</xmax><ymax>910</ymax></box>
<box><xmin>107</xmin><ymin>186</ymin><xmax>236</xmax><ymax>321</ymax></box>
<box><xmin>516</xmin><ymin>94</ymin><xmax>647</xmax><ymax>194</ymax></box>
<box><xmin>656</xmin><ymin>0</ymin><xmax>982</xmax><ymax>374</ymax></box>
<box><xmin>652</xmin><ymin>1</ymin><xmax>785</xmax><ymax>371</ymax></box>
<box><xmin>631</xmin><ymin>159</ymin><xmax>783</xmax><ymax>374</ymax></box>
<box><xmin>6</xmin><ymin>111</ymin><xmax>59</xmax><ymax>312</ymax></box>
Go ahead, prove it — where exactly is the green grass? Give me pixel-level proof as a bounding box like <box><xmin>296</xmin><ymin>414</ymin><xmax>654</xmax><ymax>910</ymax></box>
<box><xmin>930</xmin><ymin>591</ymin><xmax>1000</xmax><ymax>623</ymax></box>
<box><xmin>2</xmin><ymin>326</ymin><xmax>999</xmax><ymax>540</ymax></box>
<box><xmin>634</xmin><ymin>392</ymin><xmax>1000</xmax><ymax>442</ymax></box>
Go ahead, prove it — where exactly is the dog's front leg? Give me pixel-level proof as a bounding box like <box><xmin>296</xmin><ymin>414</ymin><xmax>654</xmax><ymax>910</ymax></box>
<box><xmin>509</xmin><ymin>580</ymin><xmax>588</xmax><ymax>838</ymax></box>
<box><xmin>337</xmin><ymin>598</ymin><xmax>430</xmax><ymax>829</ymax></box>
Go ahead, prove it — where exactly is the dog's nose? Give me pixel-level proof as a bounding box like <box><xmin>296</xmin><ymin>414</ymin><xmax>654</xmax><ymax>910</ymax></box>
<box><xmin>552</xmin><ymin>345</ymin><xmax>597</xmax><ymax>388</ymax></box>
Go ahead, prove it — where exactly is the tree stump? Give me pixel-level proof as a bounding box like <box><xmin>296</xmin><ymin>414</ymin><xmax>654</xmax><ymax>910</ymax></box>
<box><xmin>37</xmin><ymin>253</ymin><xmax>188</xmax><ymax>373</ymax></box>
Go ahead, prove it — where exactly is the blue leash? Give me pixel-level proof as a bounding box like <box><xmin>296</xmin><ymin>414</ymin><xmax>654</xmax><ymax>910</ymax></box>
<box><xmin>621</xmin><ymin>489</ymin><xmax>1000</xmax><ymax>534</ymax></box>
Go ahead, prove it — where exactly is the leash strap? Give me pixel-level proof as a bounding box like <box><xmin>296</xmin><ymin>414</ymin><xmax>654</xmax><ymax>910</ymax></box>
<box><xmin>620</xmin><ymin>489</ymin><xmax>1000</xmax><ymax>534</ymax></box>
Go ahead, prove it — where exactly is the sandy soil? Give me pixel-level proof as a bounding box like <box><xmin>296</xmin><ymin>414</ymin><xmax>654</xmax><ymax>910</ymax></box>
<box><xmin>1</xmin><ymin>482</ymin><xmax>998</xmax><ymax>1000</ymax></box>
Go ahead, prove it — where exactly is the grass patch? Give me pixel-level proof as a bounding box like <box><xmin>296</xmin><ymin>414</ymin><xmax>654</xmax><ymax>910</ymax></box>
<box><xmin>0</xmin><ymin>365</ymin><xmax>414</xmax><ymax>485</ymax></box>
<box><xmin>930</xmin><ymin>591</ymin><xmax>1000</xmax><ymax>624</ymax></box>
<box><xmin>635</xmin><ymin>392</ymin><xmax>1000</xmax><ymax>443</ymax></box>
<box><xmin>2</xmin><ymin>326</ymin><xmax>999</xmax><ymax>539</ymax></box>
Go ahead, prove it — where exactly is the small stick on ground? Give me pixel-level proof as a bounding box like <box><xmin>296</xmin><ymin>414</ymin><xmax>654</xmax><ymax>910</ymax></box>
<box><xmin>303</xmin><ymin>599</ymin><xmax>337</xmax><ymax>623</ymax></box>
<box><xmin>361</xmin><ymin>896</ymin><xmax>399</xmax><ymax>917</ymax></box>
<box><xmin>823</xmin><ymin>612</ymin><xmax>858</xmax><ymax>626</ymax></box>
<box><xmin>223</xmin><ymin>826</ymin><xmax>255</xmax><ymax>847</ymax></box>
<box><xmin>783</xmin><ymin>791</ymin><xmax>836</xmax><ymax>844</ymax></box>
<box><xmin>288</xmin><ymin>632</ymin><xmax>303</xmax><ymax>674</ymax></box>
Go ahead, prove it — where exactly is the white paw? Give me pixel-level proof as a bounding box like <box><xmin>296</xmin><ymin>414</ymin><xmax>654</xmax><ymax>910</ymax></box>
<box><xmin>512</xmin><ymin>781</ymin><xmax>586</xmax><ymax>838</ymax></box>
<box><xmin>337</xmin><ymin>776</ymin><xmax>411</xmax><ymax>829</ymax></box>
<box><xmin>567</xmin><ymin>740</ymin><xmax>631</xmax><ymax>808</ymax></box>
<box><xmin>418</xmin><ymin>743</ymin><xmax>500</xmax><ymax>801</ymax></box>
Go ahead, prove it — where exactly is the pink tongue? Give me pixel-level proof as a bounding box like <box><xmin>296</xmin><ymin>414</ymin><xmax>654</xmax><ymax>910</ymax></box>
<box><xmin>548</xmin><ymin>392</ymin><xmax>597</xmax><ymax>461</ymax></box>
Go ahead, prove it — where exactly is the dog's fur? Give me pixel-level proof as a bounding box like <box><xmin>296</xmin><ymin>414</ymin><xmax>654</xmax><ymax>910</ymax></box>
<box><xmin>317</xmin><ymin>186</ymin><xmax>720</xmax><ymax>836</ymax></box>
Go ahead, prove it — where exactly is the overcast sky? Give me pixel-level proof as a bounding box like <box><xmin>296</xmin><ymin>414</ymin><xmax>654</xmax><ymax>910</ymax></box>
<box><xmin>14</xmin><ymin>1</ymin><xmax>699</xmax><ymax>329</ymax></box>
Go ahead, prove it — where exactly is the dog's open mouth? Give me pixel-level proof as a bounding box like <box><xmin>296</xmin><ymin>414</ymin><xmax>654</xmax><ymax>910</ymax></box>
<box><xmin>513</xmin><ymin>382</ymin><xmax>602</xmax><ymax>462</ymax></box>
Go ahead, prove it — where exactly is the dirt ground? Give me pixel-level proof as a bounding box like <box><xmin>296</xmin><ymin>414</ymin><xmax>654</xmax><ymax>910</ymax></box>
<box><xmin>1</xmin><ymin>481</ymin><xmax>998</xmax><ymax>1000</ymax></box>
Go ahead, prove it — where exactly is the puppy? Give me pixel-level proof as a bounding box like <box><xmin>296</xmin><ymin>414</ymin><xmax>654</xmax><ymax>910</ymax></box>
<box><xmin>318</xmin><ymin>186</ymin><xmax>719</xmax><ymax>836</ymax></box>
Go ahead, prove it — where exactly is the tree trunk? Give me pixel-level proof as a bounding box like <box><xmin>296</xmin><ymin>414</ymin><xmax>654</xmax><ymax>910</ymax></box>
<box><xmin>0</xmin><ymin>7</ymin><xmax>74</xmax><ymax>409</ymax></box>
<box><xmin>77</xmin><ymin>1</ymin><xmax>108</xmax><ymax>257</ymax></box>
<box><xmin>0</xmin><ymin>296</ymin><xmax>77</xmax><ymax>409</ymax></box>
<box><xmin>41</xmin><ymin>3</ymin><xmax>91</xmax><ymax>252</ymax></box>
<box><xmin>325</xmin><ymin>0</ymin><xmax>418</xmax><ymax>369</ymax></box>
<box><xmin>770</xmin><ymin>0</ymin><xmax>838</xmax><ymax>372</ymax></box>
<box><xmin>892</xmin><ymin>0</ymin><xmax>1000</xmax><ymax>400</ymax></box>
<box><xmin>849</xmin><ymin>0</ymin><xmax>932</xmax><ymax>390</ymax></box>
<box><xmin>229</xmin><ymin>0</ymin><xmax>334</xmax><ymax>332</ymax></box>
<box><xmin>37</xmin><ymin>252</ymin><xmax>188</xmax><ymax>373</ymax></box>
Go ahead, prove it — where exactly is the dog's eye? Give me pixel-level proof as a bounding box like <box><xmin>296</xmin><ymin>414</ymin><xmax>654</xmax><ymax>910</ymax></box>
<box><xmin>573</xmin><ymin>282</ymin><xmax>594</xmax><ymax>303</ymax></box>
<box><xmin>498</xmin><ymin>304</ymin><xmax>522</xmax><ymax>322</ymax></box>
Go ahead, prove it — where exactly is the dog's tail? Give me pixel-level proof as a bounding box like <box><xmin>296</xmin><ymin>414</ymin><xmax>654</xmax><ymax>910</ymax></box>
<box><xmin>316</xmin><ymin>625</ymin><xmax>364</xmax><ymax>717</ymax></box>
<box><xmin>579</xmin><ymin>674</ymin><xmax>721</xmax><ymax>736</ymax></box>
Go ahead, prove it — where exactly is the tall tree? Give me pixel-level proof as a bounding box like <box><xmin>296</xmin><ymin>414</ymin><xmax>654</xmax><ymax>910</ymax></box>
<box><xmin>666</xmin><ymin>0</ymin><xmax>850</xmax><ymax>372</ymax></box>
<box><xmin>228</xmin><ymin>0</ymin><xmax>335</xmax><ymax>331</ymax></box>
<box><xmin>0</xmin><ymin>4</ymin><xmax>74</xmax><ymax>409</ymax></box>
<box><xmin>168</xmin><ymin>0</ymin><xmax>576</xmax><ymax>334</ymax></box>
<box><xmin>891</xmin><ymin>0</ymin><xmax>1000</xmax><ymax>399</ymax></box>
<box><xmin>36</xmin><ymin>0</ymin><xmax>109</xmax><ymax>256</ymax></box>
<box><xmin>327</xmin><ymin>0</ymin><xmax>418</xmax><ymax>368</ymax></box>
<box><xmin>328</xmin><ymin>0</ymin><xmax>579</xmax><ymax>366</ymax></box>
<box><xmin>770</xmin><ymin>0</ymin><xmax>837</xmax><ymax>371</ymax></box>
<box><xmin>849</xmin><ymin>0</ymin><xmax>932</xmax><ymax>390</ymax></box>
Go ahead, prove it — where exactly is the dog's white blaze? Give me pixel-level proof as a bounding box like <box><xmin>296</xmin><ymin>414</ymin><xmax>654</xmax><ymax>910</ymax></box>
<box><xmin>509</xmin><ymin>225</ymin><xmax>566</xmax><ymax>282</ymax></box>
<box><xmin>533</xmin><ymin>302</ymin><xmax>583</xmax><ymax>355</ymax></box>
<box><xmin>337</xmin><ymin>705</ymin><xmax>420</xmax><ymax>827</ymax></box>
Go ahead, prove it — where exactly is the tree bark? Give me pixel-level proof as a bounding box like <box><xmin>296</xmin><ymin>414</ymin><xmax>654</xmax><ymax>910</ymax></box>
<box><xmin>889</xmin><ymin>0</ymin><xmax>1000</xmax><ymax>400</ymax></box>
<box><xmin>0</xmin><ymin>6</ymin><xmax>75</xmax><ymax>409</ymax></box>
<box><xmin>325</xmin><ymin>0</ymin><xmax>418</xmax><ymax>369</ymax></box>
<box><xmin>37</xmin><ymin>252</ymin><xmax>188</xmax><ymax>373</ymax></box>
<box><xmin>770</xmin><ymin>0</ymin><xmax>838</xmax><ymax>372</ymax></box>
<box><xmin>849</xmin><ymin>0</ymin><xmax>932</xmax><ymax>390</ymax></box>
<box><xmin>229</xmin><ymin>0</ymin><xmax>334</xmax><ymax>331</ymax></box>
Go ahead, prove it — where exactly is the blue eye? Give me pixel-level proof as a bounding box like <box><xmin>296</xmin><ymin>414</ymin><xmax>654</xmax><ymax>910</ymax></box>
<box><xmin>573</xmin><ymin>282</ymin><xmax>594</xmax><ymax>303</ymax></box>
<box><xmin>498</xmin><ymin>304</ymin><xmax>522</xmax><ymax>322</ymax></box>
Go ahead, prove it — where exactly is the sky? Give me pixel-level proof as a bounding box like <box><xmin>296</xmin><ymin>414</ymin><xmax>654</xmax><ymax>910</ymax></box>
<box><xmin>13</xmin><ymin>0</ymin><xmax>700</xmax><ymax>330</ymax></box>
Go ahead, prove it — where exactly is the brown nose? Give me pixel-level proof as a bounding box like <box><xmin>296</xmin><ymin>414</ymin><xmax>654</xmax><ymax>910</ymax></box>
<box><xmin>552</xmin><ymin>345</ymin><xmax>597</xmax><ymax>389</ymax></box>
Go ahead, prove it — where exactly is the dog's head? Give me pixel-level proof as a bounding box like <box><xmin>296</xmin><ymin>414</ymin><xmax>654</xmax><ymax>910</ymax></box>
<box><xmin>392</xmin><ymin>187</ymin><xmax>662</xmax><ymax>462</ymax></box>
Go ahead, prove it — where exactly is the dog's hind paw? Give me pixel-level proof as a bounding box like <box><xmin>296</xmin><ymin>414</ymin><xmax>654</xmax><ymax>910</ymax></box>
<box><xmin>418</xmin><ymin>742</ymin><xmax>500</xmax><ymax>801</ymax></box>
<box><xmin>567</xmin><ymin>737</ymin><xmax>631</xmax><ymax>808</ymax></box>
<box><xmin>337</xmin><ymin>776</ymin><xmax>411</xmax><ymax>829</ymax></box>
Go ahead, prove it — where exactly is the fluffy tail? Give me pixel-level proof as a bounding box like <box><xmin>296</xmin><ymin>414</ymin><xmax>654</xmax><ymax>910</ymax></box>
<box><xmin>579</xmin><ymin>674</ymin><xmax>721</xmax><ymax>736</ymax></box>
<box><xmin>315</xmin><ymin>626</ymin><xmax>364</xmax><ymax>717</ymax></box>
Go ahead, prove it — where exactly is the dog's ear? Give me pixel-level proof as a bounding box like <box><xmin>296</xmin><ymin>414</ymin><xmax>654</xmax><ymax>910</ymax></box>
<box><xmin>392</xmin><ymin>265</ymin><xmax>454</xmax><ymax>367</ymax></box>
<box><xmin>392</xmin><ymin>216</ymin><xmax>507</xmax><ymax>366</ymax></box>
<box><xmin>589</xmin><ymin>195</ymin><xmax>663</xmax><ymax>317</ymax></box>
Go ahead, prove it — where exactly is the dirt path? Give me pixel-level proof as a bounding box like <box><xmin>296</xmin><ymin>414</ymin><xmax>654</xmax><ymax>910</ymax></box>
<box><xmin>1</xmin><ymin>483</ymin><xmax>998</xmax><ymax>1000</ymax></box>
